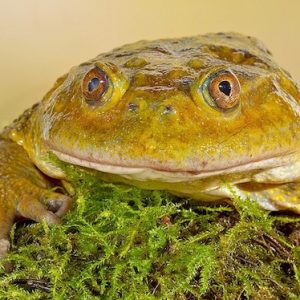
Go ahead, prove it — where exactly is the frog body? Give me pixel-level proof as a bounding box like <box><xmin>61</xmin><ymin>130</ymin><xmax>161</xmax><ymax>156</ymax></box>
<box><xmin>1</xmin><ymin>32</ymin><xmax>300</xmax><ymax>258</ymax></box>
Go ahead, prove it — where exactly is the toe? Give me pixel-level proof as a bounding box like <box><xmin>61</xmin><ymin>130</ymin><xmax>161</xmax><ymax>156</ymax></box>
<box><xmin>17</xmin><ymin>195</ymin><xmax>61</xmax><ymax>226</ymax></box>
<box><xmin>0</xmin><ymin>200</ymin><xmax>15</xmax><ymax>260</ymax></box>
<box><xmin>41</xmin><ymin>191</ymin><xmax>73</xmax><ymax>217</ymax></box>
<box><xmin>0</xmin><ymin>239</ymin><xmax>10</xmax><ymax>259</ymax></box>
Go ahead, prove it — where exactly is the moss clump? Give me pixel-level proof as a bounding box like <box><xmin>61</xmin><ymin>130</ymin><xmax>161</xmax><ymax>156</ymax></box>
<box><xmin>0</xmin><ymin>164</ymin><xmax>300</xmax><ymax>299</ymax></box>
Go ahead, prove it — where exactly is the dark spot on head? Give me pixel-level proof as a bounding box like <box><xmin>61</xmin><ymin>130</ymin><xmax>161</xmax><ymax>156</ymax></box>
<box><xmin>148</xmin><ymin>46</ymin><xmax>173</xmax><ymax>55</ymax></box>
<box><xmin>235</xmin><ymin>49</ymin><xmax>252</xmax><ymax>58</ymax></box>
<box><xmin>217</xmin><ymin>32</ymin><xmax>226</xmax><ymax>35</ymax></box>
<box><xmin>114</xmin><ymin>52</ymin><xmax>135</xmax><ymax>58</ymax></box>
<box><xmin>179</xmin><ymin>48</ymin><xmax>193</xmax><ymax>52</ymax></box>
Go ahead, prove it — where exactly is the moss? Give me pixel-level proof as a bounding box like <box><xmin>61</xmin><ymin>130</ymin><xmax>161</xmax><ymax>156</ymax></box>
<box><xmin>1</xmin><ymin>164</ymin><xmax>300</xmax><ymax>299</ymax></box>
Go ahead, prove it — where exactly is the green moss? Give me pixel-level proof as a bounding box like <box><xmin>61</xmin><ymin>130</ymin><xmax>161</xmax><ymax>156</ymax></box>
<box><xmin>1</xmin><ymin>164</ymin><xmax>300</xmax><ymax>299</ymax></box>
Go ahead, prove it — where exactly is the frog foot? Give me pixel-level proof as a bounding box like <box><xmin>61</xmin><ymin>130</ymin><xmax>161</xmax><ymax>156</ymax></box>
<box><xmin>0</xmin><ymin>139</ymin><xmax>74</xmax><ymax>263</ymax></box>
<box><xmin>237</xmin><ymin>182</ymin><xmax>300</xmax><ymax>214</ymax></box>
<box><xmin>0</xmin><ymin>189</ymin><xmax>73</xmax><ymax>260</ymax></box>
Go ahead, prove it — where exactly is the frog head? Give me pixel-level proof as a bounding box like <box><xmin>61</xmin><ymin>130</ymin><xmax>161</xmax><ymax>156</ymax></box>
<box><xmin>31</xmin><ymin>33</ymin><xmax>300</xmax><ymax>188</ymax></box>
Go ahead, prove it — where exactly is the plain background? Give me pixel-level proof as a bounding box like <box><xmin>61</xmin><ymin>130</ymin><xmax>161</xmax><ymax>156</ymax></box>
<box><xmin>1</xmin><ymin>0</ymin><xmax>299</xmax><ymax>128</ymax></box>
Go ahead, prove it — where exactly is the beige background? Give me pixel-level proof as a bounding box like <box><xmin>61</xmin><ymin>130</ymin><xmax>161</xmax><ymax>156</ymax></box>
<box><xmin>0</xmin><ymin>0</ymin><xmax>299</xmax><ymax>128</ymax></box>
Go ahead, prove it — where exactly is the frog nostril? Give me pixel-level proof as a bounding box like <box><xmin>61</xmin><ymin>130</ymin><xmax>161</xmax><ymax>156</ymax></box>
<box><xmin>128</xmin><ymin>103</ymin><xmax>138</xmax><ymax>112</ymax></box>
<box><xmin>162</xmin><ymin>105</ymin><xmax>176</xmax><ymax>115</ymax></box>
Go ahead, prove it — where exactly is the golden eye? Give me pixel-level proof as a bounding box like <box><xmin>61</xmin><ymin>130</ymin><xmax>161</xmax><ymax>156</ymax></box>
<box><xmin>82</xmin><ymin>67</ymin><xmax>109</xmax><ymax>102</ymax></box>
<box><xmin>206</xmin><ymin>70</ymin><xmax>241</xmax><ymax>110</ymax></box>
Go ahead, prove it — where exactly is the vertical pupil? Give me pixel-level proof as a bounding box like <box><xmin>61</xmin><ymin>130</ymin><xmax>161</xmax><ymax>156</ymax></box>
<box><xmin>88</xmin><ymin>77</ymin><xmax>100</xmax><ymax>92</ymax></box>
<box><xmin>218</xmin><ymin>81</ymin><xmax>231</xmax><ymax>96</ymax></box>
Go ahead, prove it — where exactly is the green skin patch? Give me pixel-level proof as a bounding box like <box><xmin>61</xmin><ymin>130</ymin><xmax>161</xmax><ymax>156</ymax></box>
<box><xmin>0</xmin><ymin>164</ymin><xmax>299</xmax><ymax>299</ymax></box>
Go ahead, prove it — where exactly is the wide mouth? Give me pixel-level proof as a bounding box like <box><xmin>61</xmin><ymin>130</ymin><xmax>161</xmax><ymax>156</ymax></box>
<box><xmin>52</xmin><ymin>148</ymin><xmax>296</xmax><ymax>182</ymax></box>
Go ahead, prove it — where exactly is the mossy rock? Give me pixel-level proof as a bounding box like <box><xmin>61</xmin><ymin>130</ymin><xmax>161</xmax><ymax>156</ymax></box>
<box><xmin>0</xmin><ymin>164</ymin><xmax>300</xmax><ymax>299</ymax></box>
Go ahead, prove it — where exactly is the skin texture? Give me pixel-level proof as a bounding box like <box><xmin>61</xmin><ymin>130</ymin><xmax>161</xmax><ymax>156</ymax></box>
<box><xmin>1</xmin><ymin>32</ymin><xmax>300</xmax><ymax>259</ymax></box>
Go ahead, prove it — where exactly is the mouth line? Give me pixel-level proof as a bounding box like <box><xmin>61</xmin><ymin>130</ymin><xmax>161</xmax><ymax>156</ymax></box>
<box><xmin>51</xmin><ymin>148</ymin><xmax>296</xmax><ymax>180</ymax></box>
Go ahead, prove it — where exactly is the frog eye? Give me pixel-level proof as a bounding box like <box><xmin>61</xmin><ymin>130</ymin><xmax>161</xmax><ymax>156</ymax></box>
<box><xmin>82</xmin><ymin>67</ymin><xmax>109</xmax><ymax>102</ymax></box>
<box><xmin>204</xmin><ymin>70</ymin><xmax>241</xmax><ymax>110</ymax></box>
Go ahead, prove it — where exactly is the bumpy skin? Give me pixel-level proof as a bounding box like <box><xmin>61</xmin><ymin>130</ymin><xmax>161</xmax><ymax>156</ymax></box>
<box><xmin>0</xmin><ymin>138</ymin><xmax>73</xmax><ymax>259</ymax></box>
<box><xmin>1</xmin><ymin>32</ymin><xmax>300</xmax><ymax>259</ymax></box>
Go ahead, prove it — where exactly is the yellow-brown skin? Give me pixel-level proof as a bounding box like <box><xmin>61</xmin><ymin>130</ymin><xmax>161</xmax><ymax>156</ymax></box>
<box><xmin>1</xmin><ymin>32</ymin><xmax>300</xmax><ymax>259</ymax></box>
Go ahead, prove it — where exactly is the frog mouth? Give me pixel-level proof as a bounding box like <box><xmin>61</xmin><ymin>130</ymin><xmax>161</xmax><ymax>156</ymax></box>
<box><xmin>52</xmin><ymin>149</ymin><xmax>297</xmax><ymax>183</ymax></box>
